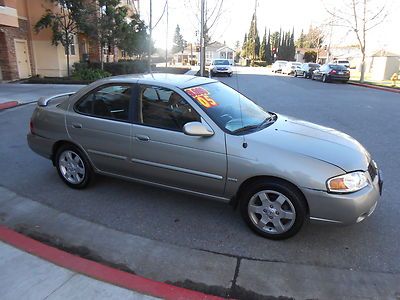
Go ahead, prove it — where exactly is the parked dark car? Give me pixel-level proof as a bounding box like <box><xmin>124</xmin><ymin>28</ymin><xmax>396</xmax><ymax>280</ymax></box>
<box><xmin>294</xmin><ymin>63</ymin><xmax>320</xmax><ymax>78</ymax></box>
<box><xmin>312</xmin><ymin>64</ymin><xmax>350</xmax><ymax>83</ymax></box>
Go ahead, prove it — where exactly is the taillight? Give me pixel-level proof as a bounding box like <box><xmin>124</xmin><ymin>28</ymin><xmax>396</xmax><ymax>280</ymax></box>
<box><xmin>30</xmin><ymin>120</ymin><xmax>34</xmax><ymax>134</ymax></box>
<box><xmin>330</xmin><ymin>70</ymin><xmax>337</xmax><ymax>74</ymax></box>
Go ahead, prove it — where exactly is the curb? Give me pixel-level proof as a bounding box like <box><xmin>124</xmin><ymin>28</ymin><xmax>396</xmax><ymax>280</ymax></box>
<box><xmin>349</xmin><ymin>81</ymin><xmax>400</xmax><ymax>93</ymax></box>
<box><xmin>0</xmin><ymin>101</ymin><xmax>19</xmax><ymax>110</ymax></box>
<box><xmin>0</xmin><ymin>225</ymin><xmax>225</xmax><ymax>300</ymax></box>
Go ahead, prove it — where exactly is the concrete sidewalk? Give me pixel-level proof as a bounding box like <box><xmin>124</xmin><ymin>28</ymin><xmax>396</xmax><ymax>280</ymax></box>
<box><xmin>0</xmin><ymin>83</ymin><xmax>83</xmax><ymax>109</ymax></box>
<box><xmin>0</xmin><ymin>241</ymin><xmax>158</xmax><ymax>300</ymax></box>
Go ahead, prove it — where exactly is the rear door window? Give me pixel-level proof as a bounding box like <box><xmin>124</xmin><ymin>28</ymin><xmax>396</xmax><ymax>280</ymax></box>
<box><xmin>75</xmin><ymin>84</ymin><xmax>132</xmax><ymax>122</ymax></box>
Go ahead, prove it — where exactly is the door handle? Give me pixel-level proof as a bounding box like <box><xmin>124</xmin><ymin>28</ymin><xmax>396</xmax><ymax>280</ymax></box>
<box><xmin>135</xmin><ymin>134</ymin><xmax>150</xmax><ymax>142</ymax></box>
<box><xmin>72</xmin><ymin>123</ymin><xmax>82</xmax><ymax>129</ymax></box>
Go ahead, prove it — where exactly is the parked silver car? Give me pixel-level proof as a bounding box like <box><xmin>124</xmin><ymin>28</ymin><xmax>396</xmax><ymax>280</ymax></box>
<box><xmin>27</xmin><ymin>74</ymin><xmax>382</xmax><ymax>239</ymax></box>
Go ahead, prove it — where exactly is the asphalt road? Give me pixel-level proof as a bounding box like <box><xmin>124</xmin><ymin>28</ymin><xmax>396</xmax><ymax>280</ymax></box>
<box><xmin>1</xmin><ymin>68</ymin><xmax>399</xmax><ymax>275</ymax></box>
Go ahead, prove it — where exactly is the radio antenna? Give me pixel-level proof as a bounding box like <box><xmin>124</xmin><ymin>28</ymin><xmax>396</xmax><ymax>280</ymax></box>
<box><xmin>234</xmin><ymin>68</ymin><xmax>247</xmax><ymax>148</ymax></box>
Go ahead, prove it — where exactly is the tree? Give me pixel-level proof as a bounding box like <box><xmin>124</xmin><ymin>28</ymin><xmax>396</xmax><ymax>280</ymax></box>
<box><xmin>303</xmin><ymin>50</ymin><xmax>317</xmax><ymax>62</ymax></box>
<box><xmin>289</xmin><ymin>28</ymin><xmax>295</xmax><ymax>61</ymax></box>
<box><xmin>270</xmin><ymin>31</ymin><xmax>280</xmax><ymax>60</ymax></box>
<box><xmin>122</xmin><ymin>15</ymin><xmax>151</xmax><ymax>59</ymax></box>
<box><xmin>96</xmin><ymin>0</ymin><xmax>132</xmax><ymax>68</ymax></box>
<box><xmin>172</xmin><ymin>25</ymin><xmax>186</xmax><ymax>54</ymax></box>
<box><xmin>185</xmin><ymin>0</ymin><xmax>226</xmax><ymax>46</ymax></box>
<box><xmin>259</xmin><ymin>28</ymin><xmax>267</xmax><ymax>61</ymax></box>
<box><xmin>325</xmin><ymin>0</ymin><xmax>389</xmax><ymax>83</ymax></box>
<box><xmin>245</xmin><ymin>12</ymin><xmax>260</xmax><ymax>60</ymax></box>
<box><xmin>296</xmin><ymin>29</ymin><xmax>306</xmax><ymax>48</ymax></box>
<box><xmin>35</xmin><ymin>0</ymin><xmax>91</xmax><ymax>76</ymax></box>
<box><xmin>241</xmin><ymin>33</ymin><xmax>248</xmax><ymax>58</ymax></box>
<box><xmin>265</xmin><ymin>30</ymin><xmax>272</xmax><ymax>64</ymax></box>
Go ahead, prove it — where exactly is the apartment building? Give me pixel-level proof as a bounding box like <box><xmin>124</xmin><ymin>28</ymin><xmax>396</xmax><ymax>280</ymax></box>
<box><xmin>0</xmin><ymin>0</ymin><xmax>139</xmax><ymax>80</ymax></box>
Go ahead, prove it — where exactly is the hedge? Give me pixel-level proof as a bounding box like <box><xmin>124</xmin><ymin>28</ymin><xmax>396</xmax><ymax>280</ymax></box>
<box><xmin>73</xmin><ymin>60</ymin><xmax>148</xmax><ymax>76</ymax></box>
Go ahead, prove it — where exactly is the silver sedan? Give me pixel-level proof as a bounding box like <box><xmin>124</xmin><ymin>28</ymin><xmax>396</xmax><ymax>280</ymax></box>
<box><xmin>27</xmin><ymin>74</ymin><xmax>382</xmax><ymax>239</ymax></box>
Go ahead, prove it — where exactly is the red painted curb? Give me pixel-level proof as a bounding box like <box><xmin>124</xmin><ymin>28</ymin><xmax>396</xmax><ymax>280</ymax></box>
<box><xmin>0</xmin><ymin>101</ymin><xmax>19</xmax><ymax>110</ymax></box>
<box><xmin>349</xmin><ymin>82</ymin><xmax>400</xmax><ymax>94</ymax></box>
<box><xmin>0</xmin><ymin>225</ymin><xmax>226</xmax><ymax>300</ymax></box>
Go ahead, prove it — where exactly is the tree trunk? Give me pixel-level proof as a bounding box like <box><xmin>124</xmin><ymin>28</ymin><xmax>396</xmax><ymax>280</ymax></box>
<box><xmin>100</xmin><ymin>45</ymin><xmax>104</xmax><ymax>70</ymax></box>
<box><xmin>360</xmin><ymin>51</ymin><xmax>366</xmax><ymax>83</ymax></box>
<box><xmin>65</xmin><ymin>44</ymin><xmax>70</xmax><ymax>77</ymax></box>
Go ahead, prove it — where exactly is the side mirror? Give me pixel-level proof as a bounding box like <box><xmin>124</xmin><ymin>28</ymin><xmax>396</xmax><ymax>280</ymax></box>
<box><xmin>183</xmin><ymin>122</ymin><xmax>214</xmax><ymax>137</ymax></box>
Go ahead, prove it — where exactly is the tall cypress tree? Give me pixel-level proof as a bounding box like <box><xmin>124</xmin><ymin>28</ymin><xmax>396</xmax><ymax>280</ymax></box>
<box><xmin>290</xmin><ymin>28</ymin><xmax>295</xmax><ymax>60</ymax></box>
<box><xmin>246</xmin><ymin>12</ymin><xmax>260</xmax><ymax>60</ymax></box>
<box><xmin>259</xmin><ymin>28</ymin><xmax>266</xmax><ymax>61</ymax></box>
<box><xmin>266</xmin><ymin>29</ymin><xmax>272</xmax><ymax>64</ymax></box>
<box><xmin>242</xmin><ymin>33</ymin><xmax>247</xmax><ymax>58</ymax></box>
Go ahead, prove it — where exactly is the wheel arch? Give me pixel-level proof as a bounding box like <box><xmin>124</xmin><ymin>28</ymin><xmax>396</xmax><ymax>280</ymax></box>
<box><xmin>231</xmin><ymin>175</ymin><xmax>310</xmax><ymax>216</ymax></box>
<box><xmin>51</xmin><ymin>140</ymin><xmax>93</xmax><ymax>169</ymax></box>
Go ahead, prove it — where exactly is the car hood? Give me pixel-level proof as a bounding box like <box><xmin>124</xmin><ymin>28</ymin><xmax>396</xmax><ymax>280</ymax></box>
<box><xmin>247</xmin><ymin>114</ymin><xmax>370</xmax><ymax>172</ymax></box>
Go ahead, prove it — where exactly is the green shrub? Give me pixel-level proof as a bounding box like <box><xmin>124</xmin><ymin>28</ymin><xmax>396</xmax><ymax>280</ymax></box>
<box><xmin>72</xmin><ymin>68</ymin><xmax>111</xmax><ymax>81</ymax></box>
<box><xmin>251</xmin><ymin>60</ymin><xmax>267</xmax><ymax>67</ymax></box>
<box><xmin>73</xmin><ymin>60</ymin><xmax>148</xmax><ymax>76</ymax></box>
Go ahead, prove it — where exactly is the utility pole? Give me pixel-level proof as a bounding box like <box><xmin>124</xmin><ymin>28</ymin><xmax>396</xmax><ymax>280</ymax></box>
<box><xmin>165</xmin><ymin>0</ymin><xmax>168</xmax><ymax>67</ymax></box>
<box><xmin>190</xmin><ymin>43</ymin><xmax>193</xmax><ymax>66</ymax></box>
<box><xmin>200</xmin><ymin>0</ymin><xmax>205</xmax><ymax>76</ymax></box>
<box><xmin>148</xmin><ymin>0</ymin><xmax>152</xmax><ymax>73</ymax></box>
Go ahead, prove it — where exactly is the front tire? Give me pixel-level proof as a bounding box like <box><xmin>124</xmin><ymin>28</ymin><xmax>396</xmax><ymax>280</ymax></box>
<box><xmin>322</xmin><ymin>74</ymin><xmax>328</xmax><ymax>83</ymax></box>
<box><xmin>55</xmin><ymin>144</ymin><xmax>93</xmax><ymax>189</ymax></box>
<box><xmin>240</xmin><ymin>180</ymin><xmax>306</xmax><ymax>240</ymax></box>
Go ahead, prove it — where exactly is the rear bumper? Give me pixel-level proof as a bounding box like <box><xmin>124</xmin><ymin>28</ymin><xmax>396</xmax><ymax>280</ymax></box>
<box><xmin>302</xmin><ymin>170</ymin><xmax>382</xmax><ymax>224</ymax></box>
<box><xmin>329</xmin><ymin>75</ymin><xmax>350</xmax><ymax>81</ymax></box>
<box><xmin>27</xmin><ymin>133</ymin><xmax>54</xmax><ymax>160</ymax></box>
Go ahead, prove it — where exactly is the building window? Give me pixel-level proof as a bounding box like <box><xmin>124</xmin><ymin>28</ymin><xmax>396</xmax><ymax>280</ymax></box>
<box><xmin>65</xmin><ymin>35</ymin><xmax>76</xmax><ymax>55</ymax></box>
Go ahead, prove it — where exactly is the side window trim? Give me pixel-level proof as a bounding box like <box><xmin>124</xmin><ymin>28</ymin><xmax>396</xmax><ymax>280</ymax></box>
<box><xmin>74</xmin><ymin>83</ymin><xmax>135</xmax><ymax>124</ymax></box>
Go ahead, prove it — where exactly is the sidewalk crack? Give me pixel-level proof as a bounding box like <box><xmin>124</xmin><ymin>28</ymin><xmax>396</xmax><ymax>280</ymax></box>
<box><xmin>42</xmin><ymin>273</ymin><xmax>77</xmax><ymax>300</ymax></box>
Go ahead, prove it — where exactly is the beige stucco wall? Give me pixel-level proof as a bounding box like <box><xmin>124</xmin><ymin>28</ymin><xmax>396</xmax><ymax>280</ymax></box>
<box><xmin>32</xmin><ymin>40</ymin><xmax>79</xmax><ymax>77</ymax></box>
<box><xmin>371</xmin><ymin>56</ymin><xmax>400</xmax><ymax>81</ymax></box>
<box><xmin>0</xmin><ymin>5</ymin><xmax>18</xmax><ymax>27</ymax></box>
<box><xmin>16</xmin><ymin>0</ymin><xmax>27</xmax><ymax>18</ymax></box>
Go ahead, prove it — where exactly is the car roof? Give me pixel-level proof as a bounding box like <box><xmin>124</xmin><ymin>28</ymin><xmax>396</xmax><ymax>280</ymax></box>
<box><xmin>105</xmin><ymin>73</ymin><xmax>217</xmax><ymax>89</ymax></box>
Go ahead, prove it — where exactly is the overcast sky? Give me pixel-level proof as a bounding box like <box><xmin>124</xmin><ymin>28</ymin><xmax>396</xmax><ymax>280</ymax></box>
<box><xmin>139</xmin><ymin>0</ymin><xmax>400</xmax><ymax>54</ymax></box>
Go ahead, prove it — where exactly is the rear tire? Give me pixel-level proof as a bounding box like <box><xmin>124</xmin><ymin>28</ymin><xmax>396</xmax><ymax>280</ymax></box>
<box><xmin>240</xmin><ymin>179</ymin><xmax>307</xmax><ymax>240</ymax></box>
<box><xmin>55</xmin><ymin>144</ymin><xmax>93</xmax><ymax>189</ymax></box>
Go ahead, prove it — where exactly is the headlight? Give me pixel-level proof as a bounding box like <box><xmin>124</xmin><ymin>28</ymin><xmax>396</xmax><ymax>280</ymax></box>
<box><xmin>327</xmin><ymin>171</ymin><xmax>368</xmax><ymax>193</ymax></box>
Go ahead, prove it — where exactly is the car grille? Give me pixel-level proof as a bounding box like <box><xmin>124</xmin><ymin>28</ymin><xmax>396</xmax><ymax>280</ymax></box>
<box><xmin>368</xmin><ymin>161</ymin><xmax>377</xmax><ymax>181</ymax></box>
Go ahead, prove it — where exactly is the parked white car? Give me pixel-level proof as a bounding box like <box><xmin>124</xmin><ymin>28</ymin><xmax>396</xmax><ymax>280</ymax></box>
<box><xmin>282</xmin><ymin>62</ymin><xmax>302</xmax><ymax>75</ymax></box>
<box><xmin>209</xmin><ymin>59</ymin><xmax>233</xmax><ymax>77</ymax></box>
<box><xmin>271</xmin><ymin>60</ymin><xmax>288</xmax><ymax>73</ymax></box>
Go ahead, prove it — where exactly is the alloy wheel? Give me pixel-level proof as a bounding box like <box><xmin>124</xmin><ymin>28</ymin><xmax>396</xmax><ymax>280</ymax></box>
<box><xmin>248</xmin><ymin>190</ymin><xmax>296</xmax><ymax>234</ymax></box>
<box><xmin>58</xmin><ymin>150</ymin><xmax>86</xmax><ymax>184</ymax></box>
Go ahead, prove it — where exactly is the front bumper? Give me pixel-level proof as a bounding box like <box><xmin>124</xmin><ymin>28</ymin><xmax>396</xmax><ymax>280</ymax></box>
<box><xmin>302</xmin><ymin>169</ymin><xmax>382</xmax><ymax>224</ymax></box>
<box><xmin>212</xmin><ymin>69</ymin><xmax>232</xmax><ymax>74</ymax></box>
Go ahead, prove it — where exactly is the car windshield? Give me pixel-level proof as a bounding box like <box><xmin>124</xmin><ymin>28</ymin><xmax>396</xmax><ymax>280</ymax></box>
<box><xmin>213</xmin><ymin>60</ymin><xmax>229</xmax><ymax>65</ymax></box>
<box><xmin>329</xmin><ymin>64</ymin><xmax>348</xmax><ymax>70</ymax></box>
<box><xmin>309</xmin><ymin>63</ymin><xmax>320</xmax><ymax>67</ymax></box>
<box><xmin>184</xmin><ymin>82</ymin><xmax>273</xmax><ymax>134</ymax></box>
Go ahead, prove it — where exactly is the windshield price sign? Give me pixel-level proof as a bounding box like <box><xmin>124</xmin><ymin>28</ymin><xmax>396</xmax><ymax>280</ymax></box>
<box><xmin>185</xmin><ymin>87</ymin><xmax>218</xmax><ymax>108</ymax></box>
